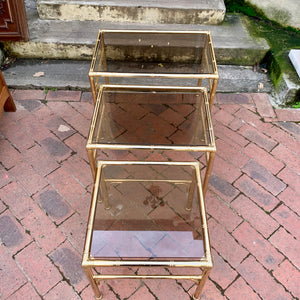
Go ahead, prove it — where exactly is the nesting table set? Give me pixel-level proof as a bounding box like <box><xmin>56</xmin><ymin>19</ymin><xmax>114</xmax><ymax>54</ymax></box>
<box><xmin>82</xmin><ymin>30</ymin><xmax>219</xmax><ymax>300</ymax></box>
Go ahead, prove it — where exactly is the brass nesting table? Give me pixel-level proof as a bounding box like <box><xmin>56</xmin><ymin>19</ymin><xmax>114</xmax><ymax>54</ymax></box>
<box><xmin>83</xmin><ymin>30</ymin><xmax>218</xmax><ymax>299</ymax></box>
<box><xmin>89</xmin><ymin>30</ymin><xmax>219</xmax><ymax>109</ymax></box>
<box><xmin>86</xmin><ymin>85</ymin><xmax>216</xmax><ymax>196</ymax></box>
<box><xmin>82</xmin><ymin>161</ymin><xmax>213</xmax><ymax>300</ymax></box>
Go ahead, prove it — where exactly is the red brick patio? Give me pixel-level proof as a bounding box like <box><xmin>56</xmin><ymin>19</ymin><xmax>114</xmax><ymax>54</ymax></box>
<box><xmin>0</xmin><ymin>89</ymin><xmax>299</xmax><ymax>299</ymax></box>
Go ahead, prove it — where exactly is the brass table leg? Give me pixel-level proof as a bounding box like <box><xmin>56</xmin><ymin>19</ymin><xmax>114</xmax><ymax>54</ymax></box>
<box><xmin>100</xmin><ymin>170</ymin><xmax>111</xmax><ymax>209</ymax></box>
<box><xmin>88</xmin><ymin>149</ymin><xmax>97</xmax><ymax>180</ymax></box>
<box><xmin>202</xmin><ymin>151</ymin><xmax>215</xmax><ymax>197</ymax></box>
<box><xmin>193</xmin><ymin>269</ymin><xmax>211</xmax><ymax>300</ymax></box>
<box><xmin>186</xmin><ymin>169</ymin><xmax>197</xmax><ymax>210</ymax></box>
<box><xmin>83</xmin><ymin>267</ymin><xmax>103</xmax><ymax>300</ymax></box>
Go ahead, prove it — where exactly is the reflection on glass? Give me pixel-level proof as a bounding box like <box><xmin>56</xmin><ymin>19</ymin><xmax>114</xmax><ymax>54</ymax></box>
<box><xmin>90</xmin><ymin>163</ymin><xmax>205</xmax><ymax>260</ymax></box>
<box><xmin>90</xmin><ymin>86</ymin><xmax>213</xmax><ymax>148</ymax></box>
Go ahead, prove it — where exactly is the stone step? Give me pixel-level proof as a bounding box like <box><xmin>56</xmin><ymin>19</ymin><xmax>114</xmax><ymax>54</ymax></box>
<box><xmin>37</xmin><ymin>0</ymin><xmax>226</xmax><ymax>24</ymax></box>
<box><xmin>2</xmin><ymin>59</ymin><xmax>272</xmax><ymax>94</ymax></box>
<box><xmin>4</xmin><ymin>14</ymin><xmax>269</xmax><ymax>65</ymax></box>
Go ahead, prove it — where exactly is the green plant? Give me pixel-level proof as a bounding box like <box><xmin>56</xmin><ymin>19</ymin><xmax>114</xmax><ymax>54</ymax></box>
<box><xmin>44</xmin><ymin>87</ymin><xmax>57</xmax><ymax>94</ymax></box>
<box><xmin>292</xmin><ymin>102</ymin><xmax>300</xmax><ymax>108</ymax></box>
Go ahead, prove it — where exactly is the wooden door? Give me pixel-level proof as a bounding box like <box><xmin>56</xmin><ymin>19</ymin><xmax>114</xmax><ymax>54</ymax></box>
<box><xmin>0</xmin><ymin>0</ymin><xmax>28</xmax><ymax>41</ymax></box>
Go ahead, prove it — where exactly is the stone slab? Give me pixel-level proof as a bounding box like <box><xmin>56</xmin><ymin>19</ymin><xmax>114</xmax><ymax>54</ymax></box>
<box><xmin>246</xmin><ymin>0</ymin><xmax>300</xmax><ymax>30</ymax></box>
<box><xmin>37</xmin><ymin>0</ymin><xmax>225</xmax><ymax>24</ymax></box>
<box><xmin>273</xmin><ymin>73</ymin><xmax>300</xmax><ymax>106</ymax></box>
<box><xmin>269</xmin><ymin>51</ymin><xmax>300</xmax><ymax>106</ymax></box>
<box><xmin>4</xmin><ymin>14</ymin><xmax>269</xmax><ymax>65</ymax></box>
<box><xmin>2</xmin><ymin>59</ymin><xmax>272</xmax><ymax>94</ymax></box>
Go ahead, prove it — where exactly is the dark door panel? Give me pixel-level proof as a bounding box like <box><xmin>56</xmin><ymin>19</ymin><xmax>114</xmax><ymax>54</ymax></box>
<box><xmin>0</xmin><ymin>0</ymin><xmax>28</xmax><ymax>41</ymax></box>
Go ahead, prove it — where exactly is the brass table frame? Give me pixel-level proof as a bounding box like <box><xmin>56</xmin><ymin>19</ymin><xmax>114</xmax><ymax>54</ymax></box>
<box><xmin>82</xmin><ymin>160</ymin><xmax>213</xmax><ymax>300</ymax></box>
<box><xmin>86</xmin><ymin>84</ymin><xmax>216</xmax><ymax>197</ymax></box>
<box><xmin>89</xmin><ymin>29</ymin><xmax>219</xmax><ymax>110</ymax></box>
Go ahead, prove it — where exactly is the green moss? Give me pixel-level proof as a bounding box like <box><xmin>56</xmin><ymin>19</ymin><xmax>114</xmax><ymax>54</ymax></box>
<box><xmin>267</xmin><ymin>53</ymin><xmax>282</xmax><ymax>90</ymax></box>
<box><xmin>226</xmin><ymin>0</ymin><xmax>300</xmax><ymax>33</ymax></box>
<box><xmin>236</xmin><ymin>7</ymin><xmax>300</xmax><ymax>93</ymax></box>
<box><xmin>226</xmin><ymin>1</ymin><xmax>300</xmax><ymax>105</ymax></box>
<box><xmin>225</xmin><ymin>0</ymin><xmax>267</xmax><ymax>19</ymax></box>
<box><xmin>287</xmin><ymin>90</ymin><xmax>300</xmax><ymax>107</ymax></box>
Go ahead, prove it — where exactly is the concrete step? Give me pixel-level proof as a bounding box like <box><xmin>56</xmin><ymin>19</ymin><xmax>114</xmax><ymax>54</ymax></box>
<box><xmin>37</xmin><ymin>0</ymin><xmax>226</xmax><ymax>24</ymax></box>
<box><xmin>4</xmin><ymin>14</ymin><xmax>269</xmax><ymax>65</ymax></box>
<box><xmin>2</xmin><ymin>59</ymin><xmax>272</xmax><ymax>94</ymax></box>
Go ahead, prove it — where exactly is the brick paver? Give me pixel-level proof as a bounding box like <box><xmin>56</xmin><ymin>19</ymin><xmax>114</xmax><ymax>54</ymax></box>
<box><xmin>49</xmin><ymin>240</ymin><xmax>89</xmax><ymax>293</ymax></box>
<box><xmin>0</xmin><ymin>210</ymin><xmax>32</xmax><ymax>254</ymax></box>
<box><xmin>273</xmin><ymin>260</ymin><xmax>300</xmax><ymax>299</ymax></box>
<box><xmin>275</xmin><ymin>108</ymin><xmax>300</xmax><ymax>122</ymax></box>
<box><xmin>225</xmin><ymin>277</ymin><xmax>261</xmax><ymax>300</ymax></box>
<box><xmin>242</xmin><ymin>142</ymin><xmax>285</xmax><ymax>175</ymax></box>
<box><xmin>0</xmin><ymin>136</ymin><xmax>23</xmax><ymax>169</ymax></box>
<box><xmin>231</xmin><ymin>194</ymin><xmax>279</xmax><ymax>238</ymax></box>
<box><xmin>10</xmin><ymin>161</ymin><xmax>48</xmax><ymax>196</ymax></box>
<box><xmin>238</xmin><ymin>256</ymin><xmax>293</xmax><ymax>300</ymax></box>
<box><xmin>0</xmin><ymin>245</ymin><xmax>27</xmax><ymax>298</ymax></box>
<box><xmin>252</xmin><ymin>93</ymin><xmax>276</xmax><ymax>119</ymax></box>
<box><xmin>15</xmin><ymin>243</ymin><xmax>62</xmax><ymax>296</ymax></box>
<box><xmin>234</xmin><ymin>174</ymin><xmax>280</xmax><ymax>211</ymax></box>
<box><xmin>43</xmin><ymin>281</ymin><xmax>81</xmax><ymax>300</ymax></box>
<box><xmin>269</xmin><ymin>228</ymin><xmax>300</xmax><ymax>269</ymax></box>
<box><xmin>0</xmin><ymin>89</ymin><xmax>299</xmax><ymax>300</ymax></box>
<box><xmin>233</xmin><ymin>221</ymin><xmax>284</xmax><ymax>271</ymax></box>
<box><xmin>7</xmin><ymin>282</ymin><xmax>41</xmax><ymax>300</ymax></box>
<box><xmin>21</xmin><ymin>201</ymin><xmax>66</xmax><ymax>254</ymax></box>
<box><xmin>206</xmin><ymin>191</ymin><xmax>242</xmax><ymax>232</ymax></box>
<box><xmin>242</xmin><ymin>159</ymin><xmax>286</xmax><ymax>196</ymax></box>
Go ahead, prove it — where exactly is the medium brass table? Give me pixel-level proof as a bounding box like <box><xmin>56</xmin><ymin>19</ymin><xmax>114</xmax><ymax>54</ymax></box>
<box><xmin>89</xmin><ymin>30</ymin><xmax>219</xmax><ymax>110</ymax></box>
<box><xmin>82</xmin><ymin>160</ymin><xmax>213</xmax><ymax>300</ymax></box>
<box><xmin>86</xmin><ymin>85</ymin><xmax>216</xmax><ymax>197</ymax></box>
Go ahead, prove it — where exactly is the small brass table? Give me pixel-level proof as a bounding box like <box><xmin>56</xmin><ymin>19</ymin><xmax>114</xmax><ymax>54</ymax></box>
<box><xmin>82</xmin><ymin>161</ymin><xmax>213</xmax><ymax>300</ymax></box>
<box><xmin>86</xmin><ymin>85</ymin><xmax>216</xmax><ymax>196</ymax></box>
<box><xmin>89</xmin><ymin>30</ymin><xmax>218</xmax><ymax>110</ymax></box>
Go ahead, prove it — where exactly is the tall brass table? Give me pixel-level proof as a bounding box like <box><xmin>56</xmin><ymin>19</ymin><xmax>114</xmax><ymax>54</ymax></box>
<box><xmin>82</xmin><ymin>161</ymin><xmax>213</xmax><ymax>300</ymax></box>
<box><xmin>86</xmin><ymin>85</ymin><xmax>216</xmax><ymax>196</ymax></box>
<box><xmin>89</xmin><ymin>30</ymin><xmax>218</xmax><ymax>110</ymax></box>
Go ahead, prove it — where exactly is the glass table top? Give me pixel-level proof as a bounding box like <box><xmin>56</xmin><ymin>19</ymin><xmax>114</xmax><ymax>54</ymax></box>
<box><xmin>87</xmin><ymin>161</ymin><xmax>209</xmax><ymax>261</ymax></box>
<box><xmin>90</xmin><ymin>30</ymin><xmax>218</xmax><ymax>77</ymax></box>
<box><xmin>87</xmin><ymin>85</ymin><xmax>215</xmax><ymax>151</ymax></box>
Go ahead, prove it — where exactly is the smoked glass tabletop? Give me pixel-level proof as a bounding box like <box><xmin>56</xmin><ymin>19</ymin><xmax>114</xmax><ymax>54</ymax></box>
<box><xmin>90</xmin><ymin>30</ymin><xmax>217</xmax><ymax>77</ymax></box>
<box><xmin>87</xmin><ymin>161</ymin><xmax>210</xmax><ymax>263</ymax></box>
<box><xmin>87</xmin><ymin>85</ymin><xmax>215</xmax><ymax>151</ymax></box>
<box><xmin>89</xmin><ymin>30</ymin><xmax>219</xmax><ymax>100</ymax></box>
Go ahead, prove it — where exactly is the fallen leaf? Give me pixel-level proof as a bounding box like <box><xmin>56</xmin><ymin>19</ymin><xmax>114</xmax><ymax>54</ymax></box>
<box><xmin>258</xmin><ymin>82</ymin><xmax>264</xmax><ymax>91</ymax></box>
<box><xmin>58</xmin><ymin>124</ymin><xmax>70</xmax><ymax>132</ymax></box>
<box><xmin>33</xmin><ymin>71</ymin><xmax>45</xmax><ymax>77</ymax></box>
